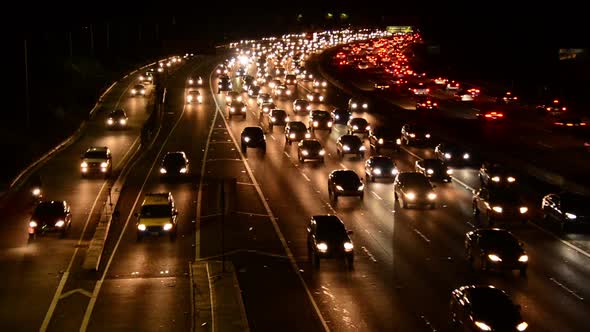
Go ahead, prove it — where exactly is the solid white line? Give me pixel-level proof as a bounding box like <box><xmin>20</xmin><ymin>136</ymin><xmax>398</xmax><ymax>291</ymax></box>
<box><xmin>206</xmin><ymin>262</ymin><xmax>216</xmax><ymax>332</ymax></box>
<box><xmin>371</xmin><ymin>191</ymin><xmax>383</xmax><ymax>200</ymax></box>
<box><xmin>79</xmin><ymin>91</ymin><xmax>190</xmax><ymax>332</ymax></box>
<box><xmin>39</xmin><ymin>272</ymin><xmax>69</xmax><ymax>332</ymax></box>
<box><xmin>549</xmin><ymin>277</ymin><xmax>584</xmax><ymax>301</ymax></box>
<box><xmin>40</xmin><ymin>72</ymin><xmax>139</xmax><ymax>332</ymax></box>
<box><xmin>529</xmin><ymin>220</ymin><xmax>590</xmax><ymax>259</ymax></box>
<box><xmin>301</xmin><ymin>172</ymin><xmax>311</xmax><ymax>182</ymax></box>
<box><xmin>420</xmin><ymin>315</ymin><xmax>437</xmax><ymax>332</ymax></box>
<box><xmin>413</xmin><ymin>228</ymin><xmax>431</xmax><ymax>243</ymax></box>
<box><xmin>466</xmin><ymin>221</ymin><xmax>476</xmax><ymax>228</ymax></box>
<box><xmin>401</xmin><ymin>146</ymin><xmax>422</xmax><ymax>160</ymax></box>
<box><xmin>339</xmin><ymin>163</ymin><xmax>347</xmax><ymax>169</ymax></box>
<box><xmin>196</xmin><ymin>70</ymin><xmax>221</xmax><ymax>260</ymax></box>
<box><xmin>270</xmin><ymin>135</ymin><xmax>276</xmax><ymax>141</ymax></box>
<box><xmin>211</xmin><ymin>85</ymin><xmax>331</xmax><ymax>331</ymax></box>
<box><xmin>189</xmin><ymin>262</ymin><xmax>195</xmax><ymax>332</ymax></box>
<box><xmin>236</xmin><ymin>182</ymin><xmax>256</xmax><ymax>186</ymax></box>
<box><xmin>284</xmin><ymin>151</ymin><xmax>290</xmax><ymax>158</ymax></box>
<box><xmin>537</xmin><ymin>141</ymin><xmax>553</xmax><ymax>149</ymax></box>
<box><xmin>235</xmin><ymin>211</ymin><xmax>271</xmax><ymax>218</ymax></box>
<box><xmin>452</xmin><ymin>177</ymin><xmax>474</xmax><ymax>192</ymax></box>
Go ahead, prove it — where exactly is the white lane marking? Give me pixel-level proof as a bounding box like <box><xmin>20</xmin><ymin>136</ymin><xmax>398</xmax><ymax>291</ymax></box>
<box><xmin>271</xmin><ymin>135</ymin><xmax>276</xmax><ymax>140</ymax></box>
<box><xmin>206</xmin><ymin>262</ymin><xmax>216</xmax><ymax>332</ymax></box>
<box><xmin>302</xmin><ymin>172</ymin><xmax>311</xmax><ymax>182</ymax></box>
<box><xmin>537</xmin><ymin>141</ymin><xmax>553</xmax><ymax>149</ymax></box>
<box><xmin>339</xmin><ymin>163</ymin><xmax>347</xmax><ymax>169</ymax></box>
<box><xmin>361</xmin><ymin>246</ymin><xmax>378</xmax><ymax>262</ymax></box>
<box><xmin>401</xmin><ymin>146</ymin><xmax>422</xmax><ymax>160</ymax></box>
<box><xmin>236</xmin><ymin>182</ymin><xmax>255</xmax><ymax>186</ymax></box>
<box><xmin>211</xmin><ymin>86</ymin><xmax>331</xmax><ymax>331</ymax></box>
<box><xmin>284</xmin><ymin>151</ymin><xmax>290</xmax><ymax>158</ymax></box>
<box><xmin>371</xmin><ymin>191</ymin><xmax>383</xmax><ymax>200</ymax></box>
<box><xmin>79</xmin><ymin>90</ymin><xmax>191</xmax><ymax>332</ymax></box>
<box><xmin>189</xmin><ymin>262</ymin><xmax>195</xmax><ymax>332</ymax></box>
<box><xmin>420</xmin><ymin>315</ymin><xmax>437</xmax><ymax>332</ymax></box>
<box><xmin>466</xmin><ymin>221</ymin><xmax>476</xmax><ymax>228</ymax></box>
<box><xmin>549</xmin><ymin>277</ymin><xmax>584</xmax><ymax>301</ymax></box>
<box><xmin>235</xmin><ymin>211</ymin><xmax>271</xmax><ymax>218</ymax></box>
<box><xmin>196</xmin><ymin>69</ymin><xmax>221</xmax><ymax>261</ymax></box>
<box><xmin>413</xmin><ymin>228</ymin><xmax>431</xmax><ymax>243</ymax></box>
<box><xmin>40</xmin><ymin>71</ymin><xmax>141</xmax><ymax>332</ymax></box>
<box><xmin>403</xmin><ymin>140</ymin><xmax>590</xmax><ymax>261</ymax></box>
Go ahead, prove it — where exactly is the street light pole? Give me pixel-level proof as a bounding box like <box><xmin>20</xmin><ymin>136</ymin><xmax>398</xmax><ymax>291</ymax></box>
<box><xmin>24</xmin><ymin>39</ymin><xmax>30</xmax><ymax>131</ymax></box>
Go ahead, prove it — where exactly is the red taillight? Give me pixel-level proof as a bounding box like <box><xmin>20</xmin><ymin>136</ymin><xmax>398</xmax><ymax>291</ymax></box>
<box><xmin>581</xmin><ymin>123</ymin><xmax>587</xmax><ymax>126</ymax></box>
<box><xmin>555</xmin><ymin>122</ymin><xmax>563</xmax><ymax>125</ymax></box>
<box><xmin>433</xmin><ymin>103</ymin><xmax>438</xmax><ymax>106</ymax></box>
<box><xmin>567</xmin><ymin>123</ymin><xmax>574</xmax><ymax>127</ymax></box>
<box><xmin>553</xmin><ymin>99</ymin><xmax>559</xmax><ymax>104</ymax></box>
<box><xmin>485</xmin><ymin>114</ymin><xmax>492</xmax><ymax>118</ymax></box>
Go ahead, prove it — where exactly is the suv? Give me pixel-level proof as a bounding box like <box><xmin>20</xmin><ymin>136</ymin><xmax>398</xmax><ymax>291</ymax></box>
<box><xmin>308</xmin><ymin>110</ymin><xmax>333</xmax><ymax>133</ymax></box>
<box><xmin>135</xmin><ymin>192</ymin><xmax>178</xmax><ymax>241</ymax></box>
<box><xmin>400</xmin><ymin>123</ymin><xmax>431</xmax><ymax>146</ymax></box>
<box><xmin>80</xmin><ymin>146</ymin><xmax>112</xmax><ymax>178</ymax></box>
<box><xmin>307</xmin><ymin>215</ymin><xmax>354</xmax><ymax>269</ymax></box>
<box><xmin>368</xmin><ymin>125</ymin><xmax>401</xmax><ymax>153</ymax></box>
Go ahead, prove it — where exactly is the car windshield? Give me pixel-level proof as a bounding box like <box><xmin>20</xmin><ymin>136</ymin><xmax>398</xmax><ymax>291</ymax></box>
<box><xmin>140</xmin><ymin>205</ymin><xmax>171</xmax><ymax>218</ymax></box>
<box><xmin>372</xmin><ymin>157</ymin><xmax>394</xmax><ymax>167</ymax></box>
<box><xmin>289</xmin><ymin>122</ymin><xmax>307</xmax><ymax>131</ymax></box>
<box><xmin>470</xmin><ymin>288</ymin><xmax>515</xmax><ymax>316</ymax></box>
<box><xmin>110</xmin><ymin>110</ymin><xmax>125</xmax><ymax>117</ymax></box>
<box><xmin>351</xmin><ymin>118</ymin><xmax>368</xmax><ymax>125</ymax></box>
<box><xmin>422</xmin><ymin>159</ymin><xmax>444</xmax><ymax>169</ymax></box>
<box><xmin>134</xmin><ymin>85</ymin><xmax>144</xmax><ymax>89</ymax></box>
<box><xmin>316</xmin><ymin>220</ymin><xmax>347</xmax><ymax>239</ymax></box>
<box><xmin>340</xmin><ymin>136</ymin><xmax>362</xmax><ymax>146</ymax></box>
<box><xmin>243</xmin><ymin>128</ymin><xmax>263</xmax><ymax>138</ymax></box>
<box><xmin>312</xmin><ymin>111</ymin><xmax>330</xmax><ymax>119</ymax></box>
<box><xmin>561</xmin><ymin>193</ymin><xmax>590</xmax><ymax>212</ymax></box>
<box><xmin>407</xmin><ymin>125</ymin><xmax>428</xmax><ymax>133</ymax></box>
<box><xmin>34</xmin><ymin>202</ymin><xmax>64</xmax><ymax>217</ymax></box>
<box><xmin>271</xmin><ymin>110</ymin><xmax>287</xmax><ymax>117</ymax></box>
<box><xmin>399</xmin><ymin>173</ymin><xmax>431</xmax><ymax>187</ymax></box>
<box><xmin>84</xmin><ymin>151</ymin><xmax>107</xmax><ymax>159</ymax></box>
<box><xmin>301</xmin><ymin>140</ymin><xmax>321</xmax><ymax>149</ymax></box>
<box><xmin>490</xmin><ymin>188</ymin><xmax>521</xmax><ymax>203</ymax></box>
<box><xmin>333</xmin><ymin>171</ymin><xmax>360</xmax><ymax>183</ymax></box>
<box><xmin>164</xmin><ymin>154</ymin><xmax>185</xmax><ymax>164</ymax></box>
<box><xmin>479</xmin><ymin>231</ymin><xmax>519</xmax><ymax>249</ymax></box>
<box><xmin>373</xmin><ymin>127</ymin><xmax>397</xmax><ymax>138</ymax></box>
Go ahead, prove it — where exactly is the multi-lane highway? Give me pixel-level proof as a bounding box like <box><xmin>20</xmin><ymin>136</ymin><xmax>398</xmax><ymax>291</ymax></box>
<box><xmin>1</xmin><ymin>28</ymin><xmax>589</xmax><ymax>332</ymax></box>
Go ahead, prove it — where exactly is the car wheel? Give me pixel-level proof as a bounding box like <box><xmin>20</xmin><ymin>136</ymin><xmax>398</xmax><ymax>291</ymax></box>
<box><xmin>487</xmin><ymin>214</ymin><xmax>494</xmax><ymax>226</ymax></box>
<box><xmin>287</xmin><ymin>139</ymin><xmax>292</xmax><ymax>145</ymax></box>
<box><xmin>430</xmin><ymin>203</ymin><xmax>435</xmax><ymax>209</ymax></box>
<box><xmin>60</xmin><ymin>229</ymin><xmax>67</xmax><ymax>239</ymax></box>
<box><xmin>375</xmin><ymin>147</ymin><xmax>380</xmax><ymax>154</ymax></box>
<box><xmin>170</xmin><ymin>231</ymin><xmax>177</xmax><ymax>242</ymax></box>
<box><xmin>466</xmin><ymin>249</ymin><xmax>473</xmax><ymax>266</ymax></box>
<box><xmin>359</xmin><ymin>193</ymin><xmax>364</xmax><ymax>200</ymax></box>
<box><xmin>520</xmin><ymin>267</ymin><xmax>527</xmax><ymax>277</ymax></box>
<box><xmin>241</xmin><ymin>144</ymin><xmax>247</xmax><ymax>153</ymax></box>
<box><xmin>136</xmin><ymin>233</ymin><xmax>143</xmax><ymax>242</ymax></box>
<box><xmin>561</xmin><ymin>222</ymin><xmax>570</xmax><ymax>233</ymax></box>
<box><xmin>269</xmin><ymin>124</ymin><xmax>273</xmax><ymax>131</ymax></box>
<box><xmin>402</xmin><ymin>199</ymin><xmax>408</xmax><ymax>208</ymax></box>
<box><xmin>365</xmin><ymin>174</ymin><xmax>370</xmax><ymax>182</ymax></box>
<box><xmin>313</xmin><ymin>253</ymin><xmax>320</xmax><ymax>269</ymax></box>
<box><xmin>346</xmin><ymin>255</ymin><xmax>354</xmax><ymax>270</ymax></box>
<box><xmin>329</xmin><ymin>128</ymin><xmax>332</xmax><ymax>133</ymax></box>
<box><xmin>394</xmin><ymin>192</ymin><xmax>398</xmax><ymax>201</ymax></box>
<box><xmin>473</xmin><ymin>203</ymin><xmax>479</xmax><ymax>216</ymax></box>
<box><xmin>480</xmin><ymin>255</ymin><xmax>488</xmax><ymax>271</ymax></box>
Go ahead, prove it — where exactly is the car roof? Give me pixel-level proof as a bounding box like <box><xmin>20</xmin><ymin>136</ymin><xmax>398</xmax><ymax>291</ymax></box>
<box><xmin>86</xmin><ymin>146</ymin><xmax>109</xmax><ymax>153</ymax></box>
<box><xmin>242</xmin><ymin>126</ymin><xmax>263</xmax><ymax>134</ymax></box>
<box><xmin>143</xmin><ymin>192</ymin><xmax>171</xmax><ymax>205</ymax></box>
<box><xmin>339</xmin><ymin>134</ymin><xmax>362</xmax><ymax>142</ymax></box>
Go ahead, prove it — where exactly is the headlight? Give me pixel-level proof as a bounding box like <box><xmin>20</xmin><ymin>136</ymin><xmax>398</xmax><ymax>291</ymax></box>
<box><xmin>427</xmin><ymin>192</ymin><xmax>437</xmax><ymax>200</ymax></box>
<box><xmin>392</xmin><ymin>168</ymin><xmax>398</xmax><ymax>175</ymax></box>
<box><xmin>290</xmin><ymin>133</ymin><xmax>296</xmax><ymax>138</ymax></box>
<box><xmin>344</xmin><ymin>242</ymin><xmax>354</xmax><ymax>252</ymax></box>
<box><xmin>197</xmin><ymin>78</ymin><xmax>203</xmax><ymax>85</ymax></box>
<box><xmin>362</xmin><ymin>103</ymin><xmax>368</xmax><ymax>109</ymax></box>
<box><xmin>319</xmin><ymin>96</ymin><xmax>324</xmax><ymax>101</ymax></box>
<box><xmin>188</xmin><ymin>79</ymin><xmax>194</xmax><ymax>84</ymax></box>
<box><xmin>343</xmin><ymin>145</ymin><xmax>350</xmax><ymax>151</ymax></box>
<box><xmin>296</xmin><ymin>106</ymin><xmax>301</xmax><ymax>110</ymax></box>
<box><xmin>120</xmin><ymin>119</ymin><xmax>127</xmax><ymax>125</ymax></box>
<box><xmin>328</xmin><ymin>122</ymin><xmax>333</xmax><ymax>127</ymax></box>
<box><xmin>140</xmin><ymin>89</ymin><xmax>145</xmax><ymax>94</ymax></box>
<box><xmin>163</xmin><ymin>223</ymin><xmax>173</xmax><ymax>231</ymax></box>
<box><xmin>131</xmin><ymin>89</ymin><xmax>137</xmax><ymax>94</ymax></box>
<box><xmin>160</xmin><ymin>168</ymin><xmax>167</xmax><ymax>174</ymax></box>
<box><xmin>305</xmin><ymin>132</ymin><xmax>311</xmax><ymax>138</ymax></box>
<box><xmin>475</xmin><ymin>321</ymin><xmax>492</xmax><ymax>331</ymax></box>
<box><xmin>378</xmin><ymin>138</ymin><xmax>384</xmax><ymax>144</ymax></box>
<box><xmin>446</xmin><ymin>169</ymin><xmax>453</xmax><ymax>174</ymax></box>
<box><xmin>488</xmin><ymin>254</ymin><xmax>502</xmax><ymax>262</ymax></box>
<box><xmin>187</xmin><ymin>95</ymin><xmax>193</xmax><ymax>102</ymax></box>
<box><xmin>516</xmin><ymin>322</ymin><xmax>528</xmax><ymax>331</ymax></box>
<box><xmin>107</xmin><ymin>119</ymin><xmax>114</xmax><ymax>125</ymax></box>
<box><xmin>425</xmin><ymin>134</ymin><xmax>431</xmax><ymax>138</ymax></box>
<box><xmin>492</xmin><ymin>206</ymin><xmax>503</xmax><ymax>213</ymax></box>
<box><xmin>427</xmin><ymin>169</ymin><xmax>434</xmax><ymax>175</ymax></box>
<box><xmin>180</xmin><ymin>168</ymin><xmax>187</xmax><ymax>173</ymax></box>
<box><xmin>518</xmin><ymin>255</ymin><xmax>528</xmax><ymax>262</ymax></box>
<box><xmin>81</xmin><ymin>162</ymin><xmax>88</xmax><ymax>168</ymax></box>
<box><xmin>565</xmin><ymin>213</ymin><xmax>577</xmax><ymax>219</ymax></box>
<box><xmin>351</xmin><ymin>103</ymin><xmax>357</xmax><ymax>108</ymax></box>
<box><xmin>359</xmin><ymin>146</ymin><xmax>366</xmax><ymax>151</ymax></box>
<box><xmin>491</xmin><ymin>176</ymin><xmax>501</xmax><ymax>182</ymax></box>
<box><xmin>301</xmin><ymin>150</ymin><xmax>309</xmax><ymax>156</ymax></box>
<box><xmin>55</xmin><ymin>220</ymin><xmax>65</xmax><ymax>228</ymax></box>
<box><xmin>138</xmin><ymin>224</ymin><xmax>146</xmax><ymax>231</ymax></box>
<box><xmin>444</xmin><ymin>153</ymin><xmax>451</xmax><ymax>159</ymax></box>
<box><xmin>353</xmin><ymin>125</ymin><xmax>358</xmax><ymax>130</ymax></box>
<box><xmin>409</xmin><ymin>133</ymin><xmax>416</xmax><ymax>138</ymax></box>
<box><xmin>405</xmin><ymin>192</ymin><xmax>416</xmax><ymax>200</ymax></box>
<box><xmin>366</xmin><ymin>126</ymin><xmax>371</xmax><ymax>130</ymax></box>
<box><xmin>357</xmin><ymin>184</ymin><xmax>364</xmax><ymax>191</ymax></box>
<box><xmin>319</xmin><ymin>149</ymin><xmax>325</xmax><ymax>156</ymax></box>
<box><xmin>463</xmin><ymin>153</ymin><xmax>470</xmax><ymax>159</ymax></box>
<box><xmin>317</xmin><ymin>243</ymin><xmax>328</xmax><ymax>252</ymax></box>
<box><xmin>336</xmin><ymin>185</ymin><xmax>344</xmax><ymax>191</ymax></box>
<box><xmin>313</xmin><ymin>121</ymin><xmax>319</xmax><ymax>127</ymax></box>
<box><xmin>244</xmin><ymin>137</ymin><xmax>251</xmax><ymax>142</ymax></box>
<box><xmin>519</xmin><ymin>207</ymin><xmax>528</xmax><ymax>214</ymax></box>
<box><xmin>373</xmin><ymin>168</ymin><xmax>382</xmax><ymax>175</ymax></box>
<box><xmin>29</xmin><ymin>221</ymin><xmax>37</xmax><ymax>228</ymax></box>
<box><xmin>507</xmin><ymin>176</ymin><xmax>516</xmax><ymax>183</ymax></box>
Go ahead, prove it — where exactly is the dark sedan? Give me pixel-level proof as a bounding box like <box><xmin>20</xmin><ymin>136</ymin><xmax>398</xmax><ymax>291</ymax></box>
<box><xmin>307</xmin><ymin>215</ymin><xmax>354</xmax><ymax>269</ymax></box>
<box><xmin>285</xmin><ymin>121</ymin><xmax>311</xmax><ymax>145</ymax></box>
<box><xmin>336</xmin><ymin>134</ymin><xmax>366</xmax><ymax>159</ymax></box>
<box><xmin>29</xmin><ymin>200</ymin><xmax>72</xmax><ymax>238</ymax></box>
<box><xmin>106</xmin><ymin>109</ymin><xmax>128</xmax><ymax>129</ymax></box>
<box><xmin>268</xmin><ymin>109</ymin><xmax>289</xmax><ymax>130</ymax></box>
<box><xmin>241</xmin><ymin>126</ymin><xmax>266</xmax><ymax>153</ymax></box>
<box><xmin>160</xmin><ymin>151</ymin><xmax>189</xmax><ymax>177</ymax></box>
<box><xmin>394</xmin><ymin>172</ymin><xmax>437</xmax><ymax>209</ymax></box>
<box><xmin>450</xmin><ymin>285</ymin><xmax>528</xmax><ymax>332</ymax></box>
<box><xmin>465</xmin><ymin>228</ymin><xmax>528</xmax><ymax>276</ymax></box>
<box><xmin>479</xmin><ymin>162</ymin><xmax>517</xmax><ymax>187</ymax></box>
<box><xmin>331</xmin><ymin>108</ymin><xmax>352</xmax><ymax>125</ymax></box>
<box><xmin>368</xmin><ymin>125</ymin><xmax>401</xmax><ymax>153</ymax></box>
<box><xmin>364</xmin><ymin>156</ymin><xmax>398</xmax><ymax>182</ymax></box>
<box><xmin>434</xmin><ymin>142</ymin><xmax>473</xmax><ymax>166</ymax></box>
<box><xmin>328</xmin><ymin>169</ymin><xmax>364</xmax><ymax>202</ymax></box>
<box><xmin>347</xmin><ymin>117</ymin><xmax>370</xmax><ymax>136</ymax></box>
<box><xmin>473</xmin><ymin>187</ymin><xmax>529</xmax><ymax>225</ymax></box>
<box><xmin>415</xmin><ymin>158</ymin><xmax>452</xmax><ymax>182</ymax></box>
<box><xmin>297</xmin><ymin>139</ymin><xmax>325</xmax><ymax>163</ymax></box>
<box><xmin>542</xmin><ymin>191</ymin><xmax>590</xmax><ymax>232</ymax></box>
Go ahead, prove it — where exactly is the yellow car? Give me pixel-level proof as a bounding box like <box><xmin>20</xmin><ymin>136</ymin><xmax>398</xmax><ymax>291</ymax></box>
<box><xmin>135</xmin><ymin>192</ymin><xmax>178</xmax><ymax>241</ymax></box>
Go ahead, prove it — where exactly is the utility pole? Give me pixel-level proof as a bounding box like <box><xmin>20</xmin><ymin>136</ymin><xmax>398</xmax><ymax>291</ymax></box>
<box><xmin>221</xmin><ymin>180</ymin><xmax>225</xmax><ymax>272</ymax></box>
<box><xmin>24</xmin><ymin>39</ymin><xmax>30</xmax><ymax>131</ymax></box>
<box><xmin>89</xmin><ymin>24</ymin><xmax>94</xmax><ymax>55</ymax></box>
<box><xmin>106</xmin><ymin>22</ymin><xmax>110</xmax><ymax>50</ymax></box>
<box><xmin>68</xmin><ymin>31</ymin><xmax>73</xmax><ymax>58</ymax></box>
